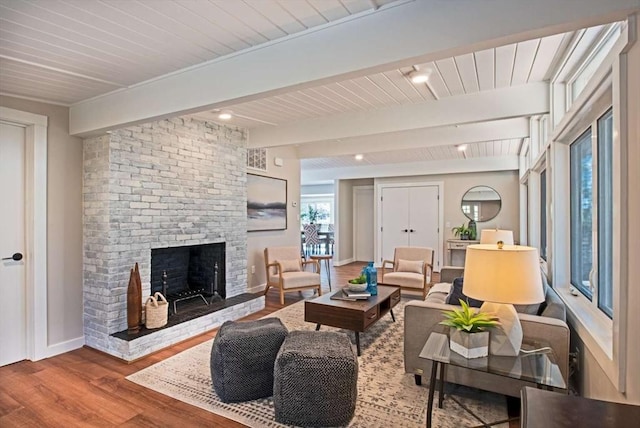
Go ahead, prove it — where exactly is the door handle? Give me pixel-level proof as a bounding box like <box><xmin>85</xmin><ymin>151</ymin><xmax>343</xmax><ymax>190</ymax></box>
<box><xmin>409</xmin><ymin>229</ymin><xmax>415</xmax><ymax>232</ymax></box>
<box><xmin>2</xmin><ymin>252</ymin><xmax>23</xmax><ymax>261</ymax></box>
<box><xmin>402</xmin><ymin>229</ymin><xmax>408</xmax><ymax>232</ymax></box>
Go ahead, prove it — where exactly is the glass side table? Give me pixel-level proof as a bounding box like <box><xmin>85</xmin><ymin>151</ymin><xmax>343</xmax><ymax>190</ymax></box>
<box><xmin>419</xmin><ymin>332</ymin><xmax>566</xmax><ymax>428</ymax></box>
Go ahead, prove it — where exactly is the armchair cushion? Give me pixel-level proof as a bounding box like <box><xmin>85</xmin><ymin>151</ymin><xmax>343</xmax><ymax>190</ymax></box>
<box><xmin>382</xmin><ymin>272</ymin><xmax>424</xmax><ymax>289</ymax></box>
<box><xmin>397</xmin><ymin>259</ymin><xmax>424</xmax><ymax>274</ymax></box>
<box><xmin>277</xmin><ymin>259</ymin><xmax>301</xmax><ymax>273</ymax></box>
<box><xmin>269</xmin><ymin>271</ymin><xmax>320</xmax><ymax>289</ymax></box>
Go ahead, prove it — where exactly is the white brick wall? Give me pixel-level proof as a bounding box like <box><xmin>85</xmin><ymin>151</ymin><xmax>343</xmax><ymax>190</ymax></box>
<box><xmin>83</xmin><ymin>117</ymin><xmax>263</xmax><ymax>359</ymax></box>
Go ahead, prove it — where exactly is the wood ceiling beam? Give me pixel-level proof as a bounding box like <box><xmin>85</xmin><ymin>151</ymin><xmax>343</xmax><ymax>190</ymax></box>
<box><xmin>250</xmin><ymin>83</ymin><xmax>546</xmax><ymax>147</ymax></box>
<box><xmin>294</xmin><ymin>118</ymin><xmax>529</xmax><ymax>158</ymax></box>
<box><xmin>69</xmin><ymin>0</ymin><xmax>638</xmax><ymax>136</ymax></box>
<box><xmin>302</xmin><ymin>155</ymin><xmax>519</xmax><ymax>183</ymax></box>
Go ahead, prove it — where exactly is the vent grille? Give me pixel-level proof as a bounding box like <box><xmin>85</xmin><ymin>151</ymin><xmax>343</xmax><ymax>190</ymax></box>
<box><xmin>247</xmin><ymin>148</ymin><xmax>267</xmax><ymax>171</ymax></box>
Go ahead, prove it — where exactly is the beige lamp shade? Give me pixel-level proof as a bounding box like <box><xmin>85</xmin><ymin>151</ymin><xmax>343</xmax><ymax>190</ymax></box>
<box><xmin>480</xmin><ymin>229</ymin><xmax>514</xmax><ymax>245</ymax></box>
<box><xmin>463</xmin><ymin>244</ymin><xmax>544</xmax><ymax>305</ymax></box>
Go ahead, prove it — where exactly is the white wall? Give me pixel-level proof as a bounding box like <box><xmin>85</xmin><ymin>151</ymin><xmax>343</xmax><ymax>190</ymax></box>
<box><xmin>375</xmin><ymin>170</ymin><xmax>520</xmax><ymax>250</ymax></box>
<box><xmin>246</xmin><ymin>146</ymin><xmax>301</xmax><ymax>290</ymax></box>
<box><xmin>335</xmin><ymin>178</ymin><xmax>374</xmax><ymax>264</ymax></box>
<box><xmin>301</xmin><ymin>183</ymin><xmax>334</xmax><ymax>195</ymax></box>
<box><xmin>0</xmin><ymin>95</ymin><xmax>84</xmax><ymax>348</ymax></box>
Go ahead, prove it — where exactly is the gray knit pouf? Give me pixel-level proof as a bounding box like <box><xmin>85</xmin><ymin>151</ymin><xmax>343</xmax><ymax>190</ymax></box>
<box><xmin>274</xmin><ymin>331</ymin><xmax>358</xmax><ymax>427</ymax></box>
<box><xmin>211</xmin><ymin>318</ymin><xmax>288</xmax><ymax>403</ymax></box>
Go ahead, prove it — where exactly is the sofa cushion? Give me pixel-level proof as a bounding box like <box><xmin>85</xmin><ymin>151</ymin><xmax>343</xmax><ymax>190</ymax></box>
<box><xmin>445</xmin><ymin>277</ymin><xmax>484</xmax><ymax>307</ymax></box>
<box><xmin>426</xmin><ymin>283</ymin><xmax>450</xmax><ymax>304</ymax></box>
<box><xmin>538</xmin><ymin>286</ymin><xmax>566</xmax><ymax>321</ymax></box>
<box><xmin>397</xmin><ymin>259</ymin><xmax>424</xmax><ymax>274</ymax></box>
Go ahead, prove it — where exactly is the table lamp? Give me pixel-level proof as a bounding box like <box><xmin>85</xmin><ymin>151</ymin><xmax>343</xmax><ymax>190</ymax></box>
<box><xmin>462</xmin><ymin>244</ymin><xmax>544</xmax><ymax>356</ymax></box>
<box><xmin>480</xmin><ymin>229</ymin><xmax>514</xmax><ymax>245</ymax></box>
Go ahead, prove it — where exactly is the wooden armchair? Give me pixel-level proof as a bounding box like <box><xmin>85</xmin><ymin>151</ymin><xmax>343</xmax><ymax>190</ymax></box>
<box><xmin>264</xmin><ymin>246</ymin><xmax>321</xmax><ymax>305</ymax></box>
<box><xmin>381</xmin><ymin>247</ymin><xmax>434</xmax><ymax>299</ymax></box>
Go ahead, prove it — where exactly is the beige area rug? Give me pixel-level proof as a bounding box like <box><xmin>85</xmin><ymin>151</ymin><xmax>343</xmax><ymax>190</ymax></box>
<box><xmin>127</xmin><ymin>298</ymin><xmax>508</xmax><ymax>427</ymax></box>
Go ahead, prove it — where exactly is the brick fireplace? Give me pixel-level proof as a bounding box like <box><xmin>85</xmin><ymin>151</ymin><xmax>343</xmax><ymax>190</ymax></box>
<box><xmin>83</xmin><ymin>117</ymin><xmax>264</xmax><ymax>361</ymax></box>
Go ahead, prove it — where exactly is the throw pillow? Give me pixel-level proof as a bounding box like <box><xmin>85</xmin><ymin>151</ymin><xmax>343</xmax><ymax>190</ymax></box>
<box><xmin>445</xmin><ymin>277</ymin><xmax>484</xmax><ymax>308</ymax></box>
<box><xmin>397</xmin><ymin>259</ymin><xmax>424</xmax><ymax>274</ymax></box>
<box><xmin>277</xmin><ymin>259</ymin><xmax>301</xmax><ymax>273</ymax></box>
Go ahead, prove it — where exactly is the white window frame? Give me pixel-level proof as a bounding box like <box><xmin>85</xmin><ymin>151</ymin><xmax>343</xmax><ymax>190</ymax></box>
<box><xmin>548</xmin><ymin>19</ymin><xmax>633</xmax><ymax>392</ymax></box>
<box><xmin>567</xmin><ymin>23</ymin><xmax>622</xmax><ymax>109</ymax></box>
<box><xmin>568</xmin><ymin>110</ymin><xmax>613</xmax><ymax>317</ymax></box>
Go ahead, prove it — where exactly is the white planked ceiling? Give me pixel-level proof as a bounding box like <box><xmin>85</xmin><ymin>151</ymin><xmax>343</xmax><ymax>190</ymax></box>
<box><xmin>0</xmin><ymin>1</ymin><xmax>619</xmax><ymax>173</ymax></box>
<box><xmin>221</xmin><ymin>31</ymin><xmax>569</xmax><ymax>127</ymax></box>
<box><xmin>0</xmin><ymin>0</ymin><xmax>398</xmax><ymax>104</ymax></box>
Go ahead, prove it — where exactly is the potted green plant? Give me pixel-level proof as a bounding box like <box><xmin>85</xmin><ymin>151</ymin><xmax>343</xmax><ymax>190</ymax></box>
<box><xmin>451</xmin><ymin>224</ymin><xmax>471</xmax><ymax>240</ymax></box>
<box><xmin>440</xmin><ymin>300</ymin><xmax>500</xmax><ymax>358</ymax></box>
<box><xmin>301</xmin><ymin>206</ymin><xmax>319</xmax><ymax>224</ymax></box>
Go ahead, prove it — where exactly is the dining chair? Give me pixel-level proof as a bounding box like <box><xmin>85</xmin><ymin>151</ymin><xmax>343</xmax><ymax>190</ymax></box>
<box><xmin>302</xmin><ymin>223</ymin><xmax>320</xmax><ymax>256</ymax></box>
<box><xmin>325</xmin><ymin>223</ymin><xmax>335</xmax><ymax>254</ymax></box>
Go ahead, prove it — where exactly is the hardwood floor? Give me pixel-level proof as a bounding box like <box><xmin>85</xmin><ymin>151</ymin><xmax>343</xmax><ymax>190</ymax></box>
<box><xmin>0</xmin><ymin>262</ymin><xmax>375</xmax><ymax>428</ymax></box>
<box><xmin>0</xmin><ymin>262</ymin><xmax>479</xmax><ymax>428</ymax></box>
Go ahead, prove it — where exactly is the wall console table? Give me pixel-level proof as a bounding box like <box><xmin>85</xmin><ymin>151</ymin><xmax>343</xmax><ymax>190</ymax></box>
<box><xmin>446</xmin><ymin>239</ymin><xmax>480</xmax><ymax>266</ymax></box>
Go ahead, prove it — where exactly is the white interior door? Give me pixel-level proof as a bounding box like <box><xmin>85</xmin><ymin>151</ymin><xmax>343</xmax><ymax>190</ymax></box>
<box><xmin>408</xmin><ymin>186</ymin><xmax>440</xmax><ymax>269</ymax></box>
<box><xmin>0</xmin><ymin>122</ymin><xmax>27</xmax><ymax>366</ymax></box>
<box><xmin>380</xmin><ymin>187</ymin><xmax>410</xmax><ymax>263</ymax></box>
<box><xmin>353</xmin><ymin>187</ymin><xmax>374</xmax><ymax>261</ymax></box>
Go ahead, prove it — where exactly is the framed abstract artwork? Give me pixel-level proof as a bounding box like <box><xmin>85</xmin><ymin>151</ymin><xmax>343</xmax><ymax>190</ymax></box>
<box><xmin>247</xmin><ymin>174</ymin><xmax>287</xmax><ymax>231</ymax></box>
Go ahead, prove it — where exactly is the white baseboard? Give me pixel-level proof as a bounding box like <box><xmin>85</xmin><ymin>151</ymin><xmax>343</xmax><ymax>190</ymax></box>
<box><xmin>247</xmin><ymin>283</ymin><xmax>266</xmax><ymax>294</ymax></box>
<box><xmin>45</xmin><ymin>336</ymin><xmax>85</xmax><ymax>359</ymax></box>
<box><xmin>333</xmin><ymin>258</ymin><xmax>355</xmax><ymax>266</ymax></box>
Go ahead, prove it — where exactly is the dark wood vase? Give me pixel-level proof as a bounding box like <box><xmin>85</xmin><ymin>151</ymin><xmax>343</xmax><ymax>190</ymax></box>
<box><xmin>127</xmin><ymin>267</ymin><xmax>142</xmax><ymax>334</ymax></box>
<box><xmin>134</xmin><ymin>263</ymin><xmax>142</xmax><ymax>326</ymax></box>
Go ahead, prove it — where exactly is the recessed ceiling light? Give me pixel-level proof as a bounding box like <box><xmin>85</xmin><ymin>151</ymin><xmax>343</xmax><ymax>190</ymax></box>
<box><xmin>218</xmin><ymin>110</ymin><xmax>233</xmax><ymax>120</ymax></box>
<box><xmin>409</xmin><ymin>68</ymin><xmax>432</xmax><ymax>84</ymax></box>
<box><xmin>354</xmin><ymin>154</ymin><xmax>364</xmax><ymax>161</ymax></box>
<box><xmin>457</xmin><ymin>144</ymin><xmax>467</xmax><ymax>152</ymax></box>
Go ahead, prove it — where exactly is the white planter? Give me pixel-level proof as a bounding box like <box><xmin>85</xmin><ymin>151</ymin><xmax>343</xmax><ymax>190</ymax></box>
<box><xmin>449</xmin><ymin>328</ymin><xmax>489</xmax><ymax>359</ymax></box>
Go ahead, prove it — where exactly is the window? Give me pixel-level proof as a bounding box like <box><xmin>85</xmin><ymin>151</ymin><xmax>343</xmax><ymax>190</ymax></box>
<box><xmin>540</xmin><ymin>169</ymin><xmax>547</xmax><ymax>260</ymax></box>
<box><xmin>597</xmin><ymin>109</ymin><xmax>613</xmax><ymax>317</ymax></box>
<box><xmin>570</xmin><ymin>25</ymin><xmax>621</xmax><ymax>103</ymax></box>
<box><xmin>300</xmin><ymin>195</ymin><xmax>333</xmax><ymax>226</ymax></box>
<box><xmin>569</xmin><ymin>108</ymin><xmax>613</xmax><ymax>318</ymax></box>
<box><xmin>570</xmin><ymin>130</ymin><xmax>593</xmax><ymax>298</ymax></box>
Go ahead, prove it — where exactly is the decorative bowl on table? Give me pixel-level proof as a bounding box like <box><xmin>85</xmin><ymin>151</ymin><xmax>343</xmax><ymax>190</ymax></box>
<box><xmin>346</xmin><ymin>283</ymin><xmax>368</xmax><ymax>292</ymax></box>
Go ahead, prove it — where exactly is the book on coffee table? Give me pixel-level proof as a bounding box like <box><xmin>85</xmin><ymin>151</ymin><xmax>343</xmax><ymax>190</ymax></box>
<box><xmin>342</xmin><ymin>288</ymin><xmax>371</xmax><ymax>299</ymax></box>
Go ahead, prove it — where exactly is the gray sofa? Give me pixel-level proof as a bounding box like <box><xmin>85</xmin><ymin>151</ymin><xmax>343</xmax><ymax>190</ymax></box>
<box><xmin>404</xmin><ymin>266</ymin><xmax>570</xmax><ymax>397</ymax></box>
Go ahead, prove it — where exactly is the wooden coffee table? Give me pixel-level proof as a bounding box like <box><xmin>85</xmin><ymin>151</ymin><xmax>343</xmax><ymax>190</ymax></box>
<box><xmin>304</xmin><ymin>284</ymin><xmax>401</xmax><ymax>356</ymax></box>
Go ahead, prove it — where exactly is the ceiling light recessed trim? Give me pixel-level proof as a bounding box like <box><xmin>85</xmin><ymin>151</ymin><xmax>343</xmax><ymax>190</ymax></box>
<box><xmin>408</xmin><ymin>68</ymin><xmax>432</xmax><ymax>84</ymax></box>
<box><xmin>218</xmin><ymin>110</ymin><xmax>233</xmax><ymax>120</ymax></box>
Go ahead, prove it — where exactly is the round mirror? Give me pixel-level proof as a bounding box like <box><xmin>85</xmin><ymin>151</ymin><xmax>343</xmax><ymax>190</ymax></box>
<box><xmin>461</xmin><ymin>186</ymin><xmax>501</xmax><ymax>222</ymax></box>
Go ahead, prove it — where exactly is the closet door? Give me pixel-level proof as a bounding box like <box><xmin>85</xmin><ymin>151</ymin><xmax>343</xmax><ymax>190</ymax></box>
<box><xmin>380</xmin><ymin>186</ymin><xmax>409</xmax><ymax>263</ymax></box>
<box><xmin>408</xmin><ymin>186</ymin><xmax>440</xmax><ymax>268</ymax></box>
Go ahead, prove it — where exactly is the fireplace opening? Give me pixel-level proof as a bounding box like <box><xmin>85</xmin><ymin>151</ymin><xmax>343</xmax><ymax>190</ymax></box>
<box><xmin>151</xmin><ymin>243</ymin><xmax>226</xmax><ymax>314</ymax></box>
